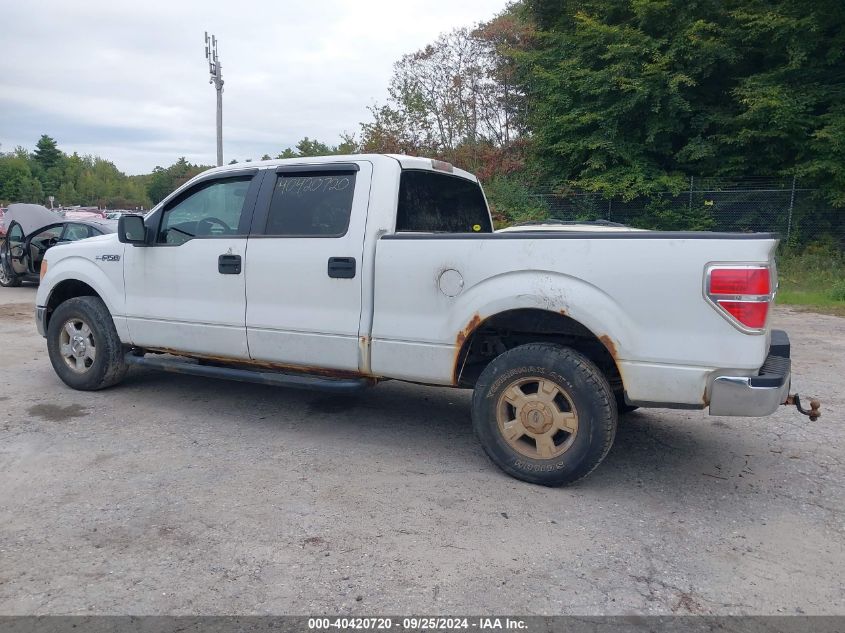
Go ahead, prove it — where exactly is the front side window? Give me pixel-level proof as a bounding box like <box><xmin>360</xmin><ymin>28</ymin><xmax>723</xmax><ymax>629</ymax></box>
<box><xmin>265</xmin><ymin>171</ymin><xmax>356</xmax><ymax>237</ymax></box>
<box><xmin>396</xmin><ymin>170</ymin><xmax>492</xmax><ymax>233</ymax></box>
<box><xmin>158</xmin><ymin>177</ymin><xmax>252</xmax><ymax>244</ymax></box>
<box><xmin>6</xmin><ymin>222</ymin><xmax>27</xmax><ymax>274</ymax></box>
<box><xmin>5</xmin><ymin>222</ymin><xmax>27</xmax><ymax>274</ymax></box>
<box><xmin>30</xmin><ymin>225</ymin><xmax>63</xmax><ymax>249</ymax></box>
<box><xmin>8</xmin><ymin>222</ymin><xmax>24</xmax><ymax>252</ymax></box>
<box><xmin>29</xmin><ymin>225</ymin><xmax>63</xmax><ymax>272</ymax></box>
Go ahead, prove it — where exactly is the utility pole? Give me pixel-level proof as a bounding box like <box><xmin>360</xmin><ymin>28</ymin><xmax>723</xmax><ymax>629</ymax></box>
<box><xmin>205</xmin><ymin>32</ymin><xmax>224</xmax><ymax>167</ymax></box>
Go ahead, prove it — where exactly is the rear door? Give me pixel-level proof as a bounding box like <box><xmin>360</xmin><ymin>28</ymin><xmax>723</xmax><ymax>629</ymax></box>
<box><xmin>123</xmin><ymin>169</ymin><xmax>263</xmax><ymax>358</ymax></box>
<box><xmin>245</xmin><ymin>162</ymin><xmax>371</xmax><ymax>371</ymax></box>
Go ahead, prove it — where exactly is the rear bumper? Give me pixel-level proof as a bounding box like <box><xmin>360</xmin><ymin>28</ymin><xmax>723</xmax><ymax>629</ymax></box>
<box><xmin>35</xmin><ymin>305</ymin><xmax>47</xmax><ymax>337</ymax></box>
<box><xmin>709</xmin><ymin>329</ymin><xmax>791</xmax><ymax>417</ymax></box>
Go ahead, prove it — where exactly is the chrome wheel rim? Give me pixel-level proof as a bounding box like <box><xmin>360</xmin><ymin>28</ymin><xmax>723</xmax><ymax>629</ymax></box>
<box><xmin>59</xmin><ymin>318</ymin><xmax>97</xmax><ymax>373</ymax></box>
<box><xmin>496</xmin><ymin>376</ymin><xmax>579</xmax><ymax>459</ymax></box>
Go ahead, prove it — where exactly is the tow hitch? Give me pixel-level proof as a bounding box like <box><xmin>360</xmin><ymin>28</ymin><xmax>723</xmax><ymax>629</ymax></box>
<box><xmin>786</xmin><ymin>394</ymin><xmax>822</xmax><ymax>421</ymax></box>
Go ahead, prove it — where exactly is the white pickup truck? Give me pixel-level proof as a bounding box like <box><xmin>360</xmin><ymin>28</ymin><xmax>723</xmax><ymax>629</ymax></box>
<box><xmin>34</xmin><ymin>154</ymin><xmax>816</xmax><ymax>485</ymax></box>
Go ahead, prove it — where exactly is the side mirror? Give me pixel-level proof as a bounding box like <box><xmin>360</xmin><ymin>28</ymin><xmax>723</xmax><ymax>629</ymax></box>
<box><xmin>118</xmin><ymin>214</ymin><xmax>147</xmax><ymax>245</ymax></box>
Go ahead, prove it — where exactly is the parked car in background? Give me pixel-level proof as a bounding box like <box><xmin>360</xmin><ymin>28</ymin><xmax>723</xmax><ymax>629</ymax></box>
<box><xmin>63</xmin><ymin>210</ymin><xmax>107</xmax><ymax>221</ymax></box>
<box><xmin>0</xmin><ymin>203</ymin><xmax>116</xmax><ymax>287</ymax></box>
<box><xmin>0</xmin><ymin>208</ymin><xmax>7</xmax><ymax>237</ymax></box>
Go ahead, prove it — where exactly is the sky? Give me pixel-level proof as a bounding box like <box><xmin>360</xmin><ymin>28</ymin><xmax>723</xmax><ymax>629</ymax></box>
<box><xmin>0</xmin><ymin>0</ymin><xmax>510</xmax><ymax>175</ymax></box>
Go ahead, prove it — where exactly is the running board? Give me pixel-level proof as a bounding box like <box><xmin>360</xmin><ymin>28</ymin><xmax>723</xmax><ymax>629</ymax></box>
<box><xmin>125</xmin><ymin>353</ymin><xmax>373</xmax><ymax>394</ymax></box>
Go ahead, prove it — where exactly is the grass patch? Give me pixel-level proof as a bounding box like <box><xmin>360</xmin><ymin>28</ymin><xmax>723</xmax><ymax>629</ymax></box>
<box><xmin>776</xmin><ymin>242</ymin><xmax>845</xmax><ymax>316</ymax></box>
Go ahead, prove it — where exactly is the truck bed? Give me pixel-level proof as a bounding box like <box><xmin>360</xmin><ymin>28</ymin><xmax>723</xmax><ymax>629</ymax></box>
<box><xmin>370</xmin><ymin>231</ymin><xmax>779</xmax><ymax>407</ymax></box>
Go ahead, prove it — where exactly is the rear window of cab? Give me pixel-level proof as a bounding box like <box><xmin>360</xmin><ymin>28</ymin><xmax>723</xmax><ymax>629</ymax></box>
<box><xmin>396</xmin><ymin>170</ymin><xmax>492</xmax><ymax>233</ymax></box>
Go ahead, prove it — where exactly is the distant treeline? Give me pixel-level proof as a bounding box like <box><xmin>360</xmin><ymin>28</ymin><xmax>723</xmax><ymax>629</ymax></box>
<box><xmin>0</xmin><ymin>135</ymin><xmax>151</xmax><ymax>210</ymax></box>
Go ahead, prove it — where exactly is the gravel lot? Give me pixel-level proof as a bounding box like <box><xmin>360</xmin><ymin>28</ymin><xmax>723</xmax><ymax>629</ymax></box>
<box><xmin>0</xmin><ymin>284</ymin><xmax>842</xmax><ymax>615</ymax></box>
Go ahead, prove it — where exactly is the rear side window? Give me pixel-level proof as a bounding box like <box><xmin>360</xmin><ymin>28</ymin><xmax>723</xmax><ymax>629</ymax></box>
<box><xmin>266</xmin><ymin>171</ymin><xmax>356</xmax><ymax>237</ymax></box>
<box><xmin>396</xmin><ymin>170</ymin><xmax>492</xmax><ymax>233</ymax></box>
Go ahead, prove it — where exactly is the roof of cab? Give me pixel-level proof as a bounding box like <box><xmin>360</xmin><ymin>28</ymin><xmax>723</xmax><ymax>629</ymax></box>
<box><xmin>200</xmin><ymin>154</ymin><xmax>478</xmax><ymax>183</ymax></box>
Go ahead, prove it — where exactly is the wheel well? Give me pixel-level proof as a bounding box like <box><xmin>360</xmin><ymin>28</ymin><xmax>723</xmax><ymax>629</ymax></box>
<box><xmin>454</xmin><ymin>309</ymin><xmax>623</xmax><ymax>393</ymax></box>
<box><xmin>45</xmin><ymin>280</ymin><xmax>101</xmax><ymax>329</ymax></box>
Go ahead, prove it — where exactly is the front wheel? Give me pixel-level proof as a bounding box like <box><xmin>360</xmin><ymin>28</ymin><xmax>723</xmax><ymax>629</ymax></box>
<box><xmin>471</xmin><ymin>343</ymin><xmax>618</xmax><ymax>486</ymax></box>
<box><xmin>46</xmin><ymin>296</ymin><xmax>127</xmax><ymax>390</ymax></box>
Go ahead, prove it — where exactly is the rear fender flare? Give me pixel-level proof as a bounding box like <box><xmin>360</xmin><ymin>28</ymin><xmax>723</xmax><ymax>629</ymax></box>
<box><xmin>448</xmin><ymin>270</ymin><xmax>636</xmax><ymax>360</ymax></box>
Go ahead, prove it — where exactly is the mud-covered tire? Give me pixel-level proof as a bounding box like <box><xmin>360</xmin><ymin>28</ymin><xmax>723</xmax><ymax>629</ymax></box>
<box><xmin>471</xmin><ymin>343</ymin><xmax>617</xmax><ymax>486</ymax></box>
<box><xmin>47</xmin><ymin>296</ymin><xmax>127</xmax><ymax>390</ymax></box>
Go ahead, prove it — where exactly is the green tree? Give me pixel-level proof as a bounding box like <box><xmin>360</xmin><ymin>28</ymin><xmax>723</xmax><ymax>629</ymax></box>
<box><xmin>275</xmin><ymin>137</ymin><xmax>356</xmax><ymax>159</ymax></box>
<box><xmin>359</xmin><ymin>27</ymin><xmax>515</xmax><ymax>161</ymax></box>
<box><xmin>33</xmin><ymin>134</ymin><xmax>62</xmax><ymax>171</ymax></box>
<box><xmin>508</xmin><ymin>0</ymin><xmax>845</xmax><ymax>204</ymax></box>
<box><xmin>295</xmin><ymin>137</ymin><xmax>332</xmax><ymax>156</ymax></box>
<box><xmin>18</xmin><ymin>177</ymin><xmax>44</xmax><ymax>203</ymax></box>
<box><xmin>57</xmin><ymin>181</ymin><xmax>80</xmax><ymax>206</ymax></box>
<box><xmin>336</xmin><ymin>132</ymin><xmax>359</xmax><ymax>154</ymax></box>
<box><xmin>0</xmin><ymin>153</ymin><xmax>35</xmax><ymax>202</ymax></box>
<box><xmin>146</xmin><ymin>158</ymin><xmax>208</xmax><ymax>205</ymax></box>
<box><xmin>147</xmin><ymin>167</ymin><xmax>175</xmax><ymax>204</ymax></box>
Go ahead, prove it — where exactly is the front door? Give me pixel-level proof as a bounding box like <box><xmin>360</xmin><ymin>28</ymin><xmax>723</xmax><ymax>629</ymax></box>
<box><xmin>123</xmin><ymin>170</ymin><xmax>262</xmax><ymax>359</ymax></box>
<box><xmin>5</xmin><ymin>221</ymin><xmax>29</xmax><ymax>276</ymax></box>
<box><xmin>245</xmin><ymin>162</ymin><xmax>371</xmax><ymax>371</ymax></box>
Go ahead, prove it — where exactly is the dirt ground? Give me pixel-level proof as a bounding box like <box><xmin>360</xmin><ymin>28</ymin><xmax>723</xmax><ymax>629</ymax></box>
<box><xmin>0</xmin><ymin>284</ymin><xmax>842</xmax><ymax>615</ymax></box>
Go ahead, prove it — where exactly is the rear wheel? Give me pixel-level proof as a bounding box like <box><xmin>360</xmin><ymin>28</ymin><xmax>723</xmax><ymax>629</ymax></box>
<box><xmin>472</xmin><ymin>343</ymin><xmax>618</xmax><ymax>486</ymax></box>
<box><xmin>47</xmin><ymin>296</ymin><xmax>127</xmax><ymax>390</ymax></box>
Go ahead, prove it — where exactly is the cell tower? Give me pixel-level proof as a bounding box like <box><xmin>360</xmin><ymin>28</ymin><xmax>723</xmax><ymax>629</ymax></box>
<box><xmin>205</xmin><ymin>32</ymin><xmax>224</xmax><ymax>167</ymax></box>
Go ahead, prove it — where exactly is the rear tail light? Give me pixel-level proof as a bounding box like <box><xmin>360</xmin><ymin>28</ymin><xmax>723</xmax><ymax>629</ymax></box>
<box><xmin>709</xmin><ymin>267</ymin><xmax>771</xmax><ymax>295</ymax></box>
<box><xmin>705</xmin><ymin>264</ymin><xmax>774</xmax><ymax>332</ymax></box>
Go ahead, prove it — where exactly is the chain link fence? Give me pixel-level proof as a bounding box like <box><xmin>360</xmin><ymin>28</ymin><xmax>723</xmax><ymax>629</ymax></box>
<box><xmin>526</xmin><ymin>177</ymin><xmax>844</xmax><ymax>248</ymax></box>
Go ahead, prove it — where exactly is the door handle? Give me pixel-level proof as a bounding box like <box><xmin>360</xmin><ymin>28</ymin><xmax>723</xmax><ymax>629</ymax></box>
<box><xmin>327</xmin><ymin>256</ymin><xmax>356</xmax><ymax>279</ymax></box>
<box><xmin>218</xmin><ymin>254</ymin><xmax>242</xmax><ymax>275</ymax></box>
